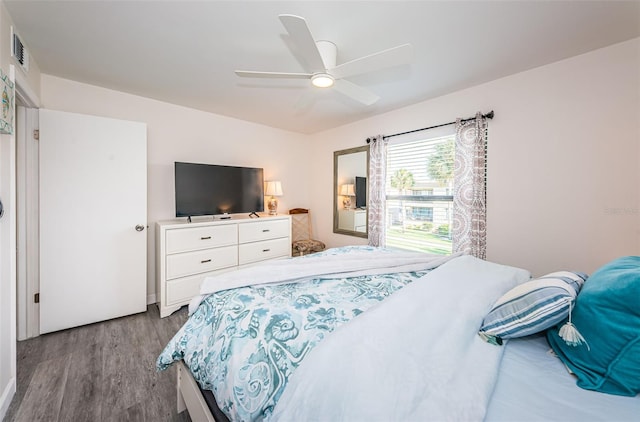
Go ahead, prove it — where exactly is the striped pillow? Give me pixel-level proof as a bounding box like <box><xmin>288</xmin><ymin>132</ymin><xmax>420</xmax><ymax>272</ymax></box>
<box><xmin>479</xmin><ymin>271</ymin><xmax>588</xmax><ymax>345</ymax></box>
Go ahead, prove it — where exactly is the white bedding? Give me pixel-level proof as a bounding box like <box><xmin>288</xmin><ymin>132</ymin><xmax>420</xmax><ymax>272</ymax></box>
<box><xmin>486</xmin><ymin>334</ymin><xmax>640</xmax><ymax>422</ymax></box>
<box><xmin>189</xmin><ymin>249</ymin><xmax>461</xmax><ymax>313</ymax></box>
<box><xmin>269</xmin><ymin>255</ymin><xmax>531</xmax><ymax>422</ymax></box>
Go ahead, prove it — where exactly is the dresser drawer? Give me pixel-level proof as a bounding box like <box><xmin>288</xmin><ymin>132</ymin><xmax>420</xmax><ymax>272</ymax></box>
<box><xmin>166</xmin><ymin>245</ymin><xmax>237</xmax><ymax>280</ymax></box>
<box><xmin>354</xmin><ymin>211</ymin><xmax>366</xmax><ymax>226</ymax></box>
<box><xmin>165</xmin><ymin>267</ymin><xmax>236</xmax><ymax>306</ymax></box>
<box><xmin>166</xmin><ymin>224</ymin><xmax>237</xmax><ymax>254</ymax></box>
<box><xmin>165</xmin><ymin>272</ymin><xmax>205</xmax><ymax>306</ymax></box>
<box><xmin>239</xmin><ymin>219</ymin><xmax>290</xmax><ymax>243</ymax></box>
<box><xmin>239</xmin><ymin>237</ymin><xmax>290</xmax><ymax>265</ymax></box>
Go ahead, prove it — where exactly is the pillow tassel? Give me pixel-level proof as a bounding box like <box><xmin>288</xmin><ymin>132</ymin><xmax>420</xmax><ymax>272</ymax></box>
<box><xmin>558</xmin><ymin>299</ymin><xmax>590</xmax><ymax>350</ymax></box>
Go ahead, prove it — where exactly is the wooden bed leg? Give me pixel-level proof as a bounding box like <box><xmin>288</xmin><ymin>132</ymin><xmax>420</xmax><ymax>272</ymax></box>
<box><xmin>176</xmin><ymin>361</ymin><xmax>217</xmax><ymax>421</ymax></box>
<box><xmin>177</xmin><ymin>364</ymin><xmax>187</xmax><ymax>414</ymax></box>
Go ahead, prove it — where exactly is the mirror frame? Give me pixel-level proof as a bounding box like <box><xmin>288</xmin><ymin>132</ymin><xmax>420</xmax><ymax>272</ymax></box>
<box><xmin>333</xmin><ymin>145</ymin><xmax>369</xmax><ymax>238</ymax></box>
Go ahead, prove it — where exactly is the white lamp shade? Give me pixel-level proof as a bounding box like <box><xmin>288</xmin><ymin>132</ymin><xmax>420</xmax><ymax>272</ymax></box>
<box><xmin>265</xmin><ymin>181</ymin><xmax>283</xmax><ymax>196</ymax></box>
<box><xmin>340</xmin><ymin>184</ymin><xmax>355</xmax><ymax>196</ymax></box>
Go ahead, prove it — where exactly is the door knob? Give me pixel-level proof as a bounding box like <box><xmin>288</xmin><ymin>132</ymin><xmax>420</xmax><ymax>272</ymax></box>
<box><xmin>135</xmin><ymin>225</ymin><xmax>145</xmax><ymax>232</ymax></box>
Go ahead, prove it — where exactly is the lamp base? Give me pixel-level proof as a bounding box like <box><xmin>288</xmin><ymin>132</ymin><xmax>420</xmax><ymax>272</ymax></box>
<box><xmin>342</xmin><ymin>197</ymin><xmax>352</xmax><ymax>210</ymax></box>
<box><xmin>268</xmin><ymin>197</ymin><xmax>278</xmax><ymax>215</ymax></box>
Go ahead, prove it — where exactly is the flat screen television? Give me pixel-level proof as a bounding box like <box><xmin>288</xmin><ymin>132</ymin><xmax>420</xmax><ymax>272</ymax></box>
<box><xmin>355</xmin><ymin>176</ymin><xmax>367</xmax><ymax>209</ymax></box>
<box><xmin>175</xmin><ymin>162</ymin><xmax>264</xmax><ymax>217</ymax></box>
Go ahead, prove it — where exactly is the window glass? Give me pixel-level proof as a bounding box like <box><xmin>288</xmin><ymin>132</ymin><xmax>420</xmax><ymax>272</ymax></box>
<box><xmin>385</xmin><ymin>135</ymin><xmax>454</xmax><ymax>255</ymax></box>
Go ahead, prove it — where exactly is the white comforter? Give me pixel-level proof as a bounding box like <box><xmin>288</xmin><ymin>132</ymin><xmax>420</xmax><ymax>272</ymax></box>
<box><xmin>189</xmin><ymin>249</ymin><xmax>461</xmax><ymax>314</ymax></box>
<box><xmin>269</xmin><ymin>255</ymin><xmax>530</xmax><ymax>422</ymax></box>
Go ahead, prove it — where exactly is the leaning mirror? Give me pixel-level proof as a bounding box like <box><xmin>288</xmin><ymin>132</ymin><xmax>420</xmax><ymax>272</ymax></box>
<box><xmin>333</xmin><ymin>146</ymin><xmax>369</xmax><ymax>238</ymax></box>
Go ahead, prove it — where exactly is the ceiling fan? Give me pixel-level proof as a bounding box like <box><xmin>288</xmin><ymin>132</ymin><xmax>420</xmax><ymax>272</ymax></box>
<box><xmin>235</xmin><ymin>14</ymin><xmax>413</xmax><ymax>106</ymax></box>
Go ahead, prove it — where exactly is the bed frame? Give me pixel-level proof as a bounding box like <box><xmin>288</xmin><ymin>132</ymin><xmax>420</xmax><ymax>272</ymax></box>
<box><xmin>177</xmin><ymin>361</ymin><xmax>217</xmax><ymax>421</ymax></box>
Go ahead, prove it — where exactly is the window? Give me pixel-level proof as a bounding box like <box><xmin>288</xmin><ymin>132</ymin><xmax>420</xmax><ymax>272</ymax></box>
<box><xmin>385</xmin><ymin>135</ymin><xmax>455</xmax><ymax>255</ymax></box>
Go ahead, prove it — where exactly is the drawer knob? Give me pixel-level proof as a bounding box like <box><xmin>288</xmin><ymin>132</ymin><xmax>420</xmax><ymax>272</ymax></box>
<box><xmin>201</xmin><ymin>236</ymin><xmax>212</xmax><ymax>240</ymax></box>
<box><xmin>201</xmin><ymin>259</ymin><xmax>212</xmax><ymax>263</ymax></box>
<box><xmin>262</xmin><ymin>249</ymin><xmax>271</xmax><ymax>252</ymax></box>
<box><xmin>262</xmin><ymin>229</ymin><xmax>270</xmax><ymax>232</ymax></box>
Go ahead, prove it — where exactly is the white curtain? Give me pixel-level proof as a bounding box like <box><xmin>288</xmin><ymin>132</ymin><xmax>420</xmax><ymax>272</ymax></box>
<box><xmin>367</xmin><ymin>135</ymin><xmax>388</xmax><ymax>247</ymax></box>
<box><xmin>452</xmin><ymin>112</ymin><xmax>487</xmax><ymax>259</ymax></box>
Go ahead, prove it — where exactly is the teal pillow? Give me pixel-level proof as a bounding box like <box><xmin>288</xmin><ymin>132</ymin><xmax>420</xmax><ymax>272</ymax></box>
<box><xmin>547</xmin><ymin>256</ymin><xmax>640</xmax><ymax>396</ymax></box>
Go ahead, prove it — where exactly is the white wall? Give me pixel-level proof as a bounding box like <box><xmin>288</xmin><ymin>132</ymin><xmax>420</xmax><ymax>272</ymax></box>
<box><xmin>337</xmin><ymin>151</ymin><xmax>367</xmax><ymax>186</ymax></box>
<box><xmin>309</xmin><ymin>38</ymin><xmax>640</xmax><ymax>277</ymax></box>
<box><xmin>40</xmin><ymin>75</ymin><xmax>311</xmax><ymax>303</ymax></box>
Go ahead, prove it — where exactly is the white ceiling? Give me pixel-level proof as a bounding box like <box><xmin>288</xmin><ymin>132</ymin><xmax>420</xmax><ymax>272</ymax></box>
<box><xmin>4</xmin><ymin>1</ymin><xmax>640</xmax><ymax>134</ymax></box>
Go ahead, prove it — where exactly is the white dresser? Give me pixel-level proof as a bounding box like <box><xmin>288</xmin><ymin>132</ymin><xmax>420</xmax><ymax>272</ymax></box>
<box><xmin>156</xmin><ymin>214</ymin><xmax>291</xmax><ymax>317</ymax></box>
<box><xmin>338</xmin><ymin>209</ymin><xmax>367</xmax><ymax>233</ymax></box>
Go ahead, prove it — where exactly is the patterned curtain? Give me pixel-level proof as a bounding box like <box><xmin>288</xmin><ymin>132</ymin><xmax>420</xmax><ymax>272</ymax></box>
<box><xmin>368</xmin><ymin>135</ymin><xmax>388</xmax><ymax>247</ymax></box>
<box><xmin>452</xmin><ymin>112</ymin><xmax>488</xmax><ymax>259</ymax></box>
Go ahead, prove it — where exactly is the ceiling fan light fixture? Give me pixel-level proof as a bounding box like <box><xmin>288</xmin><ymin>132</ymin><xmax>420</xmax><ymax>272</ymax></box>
<box><xmin>311</xmin><ymin>73</ymin><xmax>334</xmax><ymax>88</ymax></box>
<box><xmin>235</xmin><ymin>15</ymin><xmax>412</xmax><ymax>105</ymax></box>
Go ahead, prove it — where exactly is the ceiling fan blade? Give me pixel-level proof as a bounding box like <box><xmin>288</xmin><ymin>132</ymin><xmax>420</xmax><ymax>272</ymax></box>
<box><xmin>333</xmin><ymin>79</ymin><xmax>380</xmax><ymax>106</ymax></box>
<box><xmin>331</xmin><ymin>43</ymin><xmax>413</xmax><ymax>80</ymax></box>
<box><xmin>278</xmin><ymin>14</ymin><xmax>326</xmax><ymax>71</ymax></box>
<box><xmin>235</xmin><ymin>70</ymin><xmax>312</xmax><ymax>79</ymax></box>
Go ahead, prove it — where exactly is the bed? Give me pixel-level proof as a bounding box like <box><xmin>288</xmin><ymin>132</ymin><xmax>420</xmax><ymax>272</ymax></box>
<box><xmin>157</xmin><ymin>246</ymin><xmax>640</xmax><ymax>421</ymax></box>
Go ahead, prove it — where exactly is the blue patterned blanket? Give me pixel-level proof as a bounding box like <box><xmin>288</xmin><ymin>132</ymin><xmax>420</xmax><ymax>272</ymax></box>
<box><xmin>157</xmin><ymin>246</ymin><xmax>443</xmax><ymax>421</ymax></box>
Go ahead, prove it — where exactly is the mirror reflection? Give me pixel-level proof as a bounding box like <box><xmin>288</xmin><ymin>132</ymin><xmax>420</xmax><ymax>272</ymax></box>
<box><xmin>333</xmin><ymin>146</ymin><xmax>369</xmax><ymax>238</ymax></box>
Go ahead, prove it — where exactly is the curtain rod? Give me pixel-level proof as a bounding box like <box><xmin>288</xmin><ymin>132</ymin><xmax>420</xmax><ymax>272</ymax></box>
<box><xmin>366</xmin><ymin>110</ymin><xmax>494</xmax><ymax>144</ymax></box>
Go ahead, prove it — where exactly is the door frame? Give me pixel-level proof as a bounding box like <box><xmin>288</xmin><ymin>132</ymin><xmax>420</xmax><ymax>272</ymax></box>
<box><xmin>15</xmin><ymin>72</ymin><xmax>40</xmax><ymax>340</ymax></box>
<box><xmin>16</xmin><ymin>106</ymin><xmax>39</xmax><ymax>340</ymax></box>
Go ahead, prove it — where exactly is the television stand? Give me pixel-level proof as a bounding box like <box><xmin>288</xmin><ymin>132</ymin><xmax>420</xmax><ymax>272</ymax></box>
<box><xmin>249</xmin><ymin>211</ymin><xmax>260</xmax><ymax>218</ymax></box>
<box><xmin>155</xmin><ymin>215</ymin><xmax>293</xmax><ymax>318</ymax></box>
<box><xmin>338</xmin><ymin>209</ymin><xmax>367</xmax><ymax>233</ymax></box>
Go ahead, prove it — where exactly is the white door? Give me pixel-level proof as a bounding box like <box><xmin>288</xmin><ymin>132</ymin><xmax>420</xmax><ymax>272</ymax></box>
<box><xmin>39</xmin><ymin>109</ymin><xmax>147</xmax><ymax>334</ymax></box>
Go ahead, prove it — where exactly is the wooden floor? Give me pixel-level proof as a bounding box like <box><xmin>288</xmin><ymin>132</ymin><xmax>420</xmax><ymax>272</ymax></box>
<box><xmin>4</xmin><ymin>305</ymin><xmax>192</xmax><ymax>422</ymax></box>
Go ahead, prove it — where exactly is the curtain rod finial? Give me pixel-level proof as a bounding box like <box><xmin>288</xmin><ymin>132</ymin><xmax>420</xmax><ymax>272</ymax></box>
<box><xmin>486</xmin><ymin>110</ymin><xmax>494</xmax><ymax>119</ymax></box>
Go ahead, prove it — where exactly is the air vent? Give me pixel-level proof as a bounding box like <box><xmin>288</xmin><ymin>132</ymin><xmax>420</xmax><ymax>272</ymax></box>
<box><xmin>11</xmin><ymin>26</ymin><xmax>29</xmax><ymax>72</ymax></box>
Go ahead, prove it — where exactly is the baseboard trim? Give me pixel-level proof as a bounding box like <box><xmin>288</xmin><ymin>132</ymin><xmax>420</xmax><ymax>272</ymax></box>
<box><xmin>0</xmin><ymin>377</ymin><xmax>16</xmax><ymax>421</ymax></box>
<box><xmin>147</xmin><ymin>293</ymin><xmax>157</xmax><ymax>305</ymax></box>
